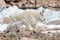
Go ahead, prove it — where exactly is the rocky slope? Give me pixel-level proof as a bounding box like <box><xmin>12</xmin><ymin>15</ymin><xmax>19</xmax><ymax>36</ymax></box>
<box><xmin>0</xmin><ymin>0</ymin><xmax>60</xmax><ymax>9</ymax></box>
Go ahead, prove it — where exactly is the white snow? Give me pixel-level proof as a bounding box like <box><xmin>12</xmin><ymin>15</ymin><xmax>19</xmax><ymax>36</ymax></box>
<box><xmin>42</xmin><ymin>30</ymin><xmax>57</xmax><ymax>33</ymax></box>
<box><xmin>42</xmin><ymin>30</ymin><xmax>60</xmax><ymax>33</ymax></box>
<box><xmin>0</xmin><ymin>6</ymin><xmax>24</xmax><ymax>17</ymax></box>
<box><xmin>44</xmin><ymin>25</ymin><xmax>60</xmax><ymax>29</ymax></box>
<box><xmin>0</xmin><ymin>24</ymin><xmax>9</xmax><ymax>32</ymax></box>
<box><xmin>0</xmin><ymin>6</ymin><xmax>24</xmax><ymax>24</ymax></box>
<box><xmin>43</xmin><ymin>9</ymin><xmax>60</xmax><ymax>22</ymax></box>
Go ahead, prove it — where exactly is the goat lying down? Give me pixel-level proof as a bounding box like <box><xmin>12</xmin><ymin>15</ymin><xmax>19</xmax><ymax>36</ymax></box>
<box><xmin>3</xmin><ymin>9</ymin><xmax>44</xmax><ymax>31</ymax></box>
<box><xmin>3</xmin><ymin>10</ymin><xmax>45</xmax><ymax>36</ymax></box>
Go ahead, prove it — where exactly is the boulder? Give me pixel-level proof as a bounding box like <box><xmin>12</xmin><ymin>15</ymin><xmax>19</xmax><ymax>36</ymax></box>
<box><xmin>20</xmin><ymin>37</ymin><xmax>38</xmax><ymax>40</ymax></box>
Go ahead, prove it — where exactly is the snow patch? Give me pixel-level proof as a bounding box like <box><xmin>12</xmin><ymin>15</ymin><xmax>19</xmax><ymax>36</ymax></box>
<box><xmin>0</xmin><ymin>24</ymin><xmax>9</xmax><ymax>32</ymax></box>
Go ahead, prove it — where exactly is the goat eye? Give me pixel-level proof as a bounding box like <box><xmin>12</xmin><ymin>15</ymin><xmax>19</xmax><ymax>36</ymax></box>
<box><xmin>16</xmin><ymin>30</ymin><xmax>19</xmax><ymax>33</ymax></box>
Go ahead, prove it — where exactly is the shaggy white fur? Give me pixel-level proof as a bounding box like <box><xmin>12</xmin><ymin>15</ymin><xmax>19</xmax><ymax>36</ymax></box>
<box><xmin>9</xmin><ymin>9</ymin><xmax>44</xmax><ymax>30</ymax></box>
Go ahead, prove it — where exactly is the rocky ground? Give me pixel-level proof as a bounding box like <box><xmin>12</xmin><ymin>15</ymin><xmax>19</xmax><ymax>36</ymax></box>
<box><xmin>0</xmin><ymin>0</ymin><xmax>60</xmax><ymax>10</ymax></box>
<box><xmin>0</xmin><ymin>28</ymin><xmax>60</xmax><ymax>40</ymax></box>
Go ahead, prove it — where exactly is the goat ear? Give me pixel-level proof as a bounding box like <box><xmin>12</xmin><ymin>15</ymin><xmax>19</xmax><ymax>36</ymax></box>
<box><xmin>40</xmin><ymin>12</ymin><xmax>43</xmax><ymax>16</ymax></box>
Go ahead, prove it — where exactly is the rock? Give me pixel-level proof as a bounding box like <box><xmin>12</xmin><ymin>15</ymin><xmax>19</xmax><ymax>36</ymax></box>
<box><xmin>5</xmin><ymin>0</ymin><xmax>15</xmax><ymax>2</ymax></box>
<box><xmin>37</xmin><ymin>0</ymin><xmax>60</xmax><ymax>8</ymax></box>
<box><xmin>46</xmin><ymin>20</ymin><xmax>60</xmax><ymax>25</ymax></box>
<box><xmin>48</xmin><ymin>0</ymin><xmax>60</xmax><ymax>7</ymax></box>
<box><xmin>15</xmin><ymin>2</ymin><xmax>22</xmax><ymax>7</ymax></box>
<box><xmin>0</xmin><ymin>0</ymin><xmax>6</xmax><ymax>8</ymax></box>
<box><xmin>4</xmin><ymin>0</ymin><xmax>60</xmax><ymax>10</ymax></box>
<box><xmin>34</xmin><ymin>26</ymin><xmax>46</xmax><ymax>33</ymax></box>
<box><xmin>21</xmin><ymin>30</ymin><xmax>32</xmax><ymax>37</ymax></box>
<box><xmin>0</xmin><ymin>0</ymin><xmax>6</xmax><ymax>11</ymax></box>
<box><xmin>20</xmin><ymin>37</ymin><xmax>38</xmax><ymax>40</ymax></box>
